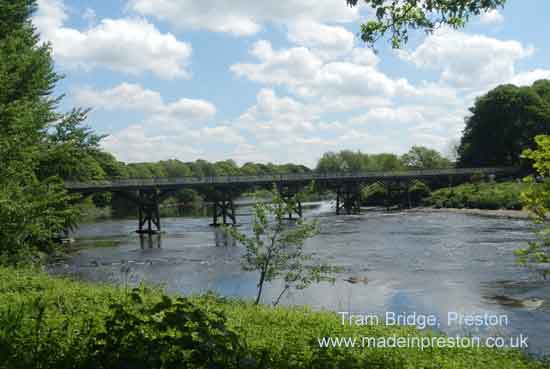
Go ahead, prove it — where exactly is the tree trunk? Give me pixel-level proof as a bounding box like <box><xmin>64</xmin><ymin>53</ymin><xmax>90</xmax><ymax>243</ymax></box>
<box><xmin>255</xmin><ymin>271</ymin><xmax>265</xmax><ymax>304</ymax></box>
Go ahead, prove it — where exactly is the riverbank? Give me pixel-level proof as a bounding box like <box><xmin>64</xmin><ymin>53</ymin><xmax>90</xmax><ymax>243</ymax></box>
<box><xmin>1</xmin><ymin>266</ymin><xmax>547</xmax><ymax>369</ymax></box>
<box><xmin>424</xmin><ymin>182</ymin><xmax>526</xmax><ymax>211</ymax></box>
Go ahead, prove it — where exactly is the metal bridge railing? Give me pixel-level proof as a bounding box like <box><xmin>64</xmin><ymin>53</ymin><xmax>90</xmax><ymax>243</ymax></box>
<box><xmin>64</xmin><ymin>167</ymin><xmax>520</xmax><ymax>190</ymax></box>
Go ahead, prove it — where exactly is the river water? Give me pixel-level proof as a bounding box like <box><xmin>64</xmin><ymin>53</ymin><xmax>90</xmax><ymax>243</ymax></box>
<box><xmin>50</xmin><ymin>202</ymin><xmax>550</xmax><ymax>354</ymax></box>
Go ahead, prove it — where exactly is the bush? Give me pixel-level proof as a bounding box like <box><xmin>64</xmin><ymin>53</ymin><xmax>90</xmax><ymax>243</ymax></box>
<box><xmin>92</xmin><ymin>288</ymin><xmax>245</xmax><ymax>369</ymax></box>
<box><xmin>424</xmin><ymin>182</ymin><xmax>527</xmax><ymax>210</ymax></box>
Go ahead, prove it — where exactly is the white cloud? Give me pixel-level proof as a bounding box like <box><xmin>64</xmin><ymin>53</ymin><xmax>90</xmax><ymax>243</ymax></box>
<box><xmin>35</xmin><ymin>0</ymin><xmax>192</xmax><ymax>79</ymax></box>
<box><xmin>479</xmin><ymin>9</ymin><xmax>504</xmax><ymax>25</ymax></box>
<box><xmin>101</xmin><ymin>125</ymin><xmax>201</xmax><ymax>162</ymax></box>
<box><xmin>399</xmin><ymin>28</ymin><xmax>534</xmax><ymax>90</ymax></box>
<box><xmin>74</xmin><ymin>83</ymin><xmax>216</xmax><ymax>122</ymax></box>
<box><xmin>235</xmin><ymin>88</ymin><xmax>320</xmax><ymax>136</ymax></box>
<box><xmin>231</xmin><ymin>40</ymin><xmax>416</xmax><ymax>108</ymax></box>
<box><xmin>127</xmin><ymin>0</ymin><xmax>359</xmax><ymax>36</ymax></box>
<box><xmin>102</xmin><ymin>124</ymin><xmax>246</xmax><ymax>163</ymax></box>
<box><xmin>510</xmin><ymin>69</ymin><xmax>550</xmax><ymax>87</ymax></box>
<box><xmin>75</xmin><ymin>83</ymin><xmax>163</xmax><ymax>111</ymax></box>
<box><xmin>83</xmin><ymin>84</ymin><xmax>245</xmax><ymax>163</ymax></box>
<box><xmin>350</xmin><ymin>48</ymin><xmax>379</xmax><ymax>66</ymax></box>
<box><xmin>287</xmin><ymin>20</ymin><xmax>355</xmax><ymax>59</ymax></box>
<box><xmin>34</xmin><ymin>0</ymin><xmax>66</xmax><ymax>33</ymax></box>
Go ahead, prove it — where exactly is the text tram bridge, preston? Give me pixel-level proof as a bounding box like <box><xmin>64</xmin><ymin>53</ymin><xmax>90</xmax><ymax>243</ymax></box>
<box><xmin>65</xmin><ymin>167</ymin><xmax>520</xmax><ymax>235</ymax></box>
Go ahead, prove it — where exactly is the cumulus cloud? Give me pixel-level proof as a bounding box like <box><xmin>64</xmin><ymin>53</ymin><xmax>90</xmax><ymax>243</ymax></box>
<box><xmin>231</xmin><ymin>40</ymin><xmax>417</xmax><ymax>108</ymax></box>
<box><xmin>479</xmin><ymin>9</ymin><xmax>504</xmax><ymax>25</ymax></box>
<box><xmin>34</xmin><ymin>0</ymin><xmax>192</xmax><ymax>79</ymax></box>
<box><xmin>102</xmin><ymin>124</ymin><xmax>247</xmax><ymax>163</ymax></box>
<box><xmin>235</xmin><ymin>88</ymin><xmax>320</xmax><ymax>137</ymax></box>
<box><xmin>127</xmin><ymin>0</ymin><xmax>359</xmax><ymax>36</ymax></box>
<box><xmin>287</xmin><ymin>20</ymin><xmax>355</xmax><ymax>59</ymax></box>
<box><xmin>510</xmin><ymin>69</ymin><xmax>550</xmax><ymax>87</ymax></box>
<box><xmin>101</xmin><ymin>125</ymin><xmax>201</xmax><ymax>162</ymax></box>
<box><xmin>399</xmin><ymin>28</ymin><xmax>534</xmax><ymax>90</ymax></box>
<box><xmin>78</xmin><ymin>84</ymin><xmax>246</xmax><ymax>163</ymax></box>
<box><xmin>74</xmin><ymin>83</ymin><xmax>216</xmax><ymax>122</ymax></box>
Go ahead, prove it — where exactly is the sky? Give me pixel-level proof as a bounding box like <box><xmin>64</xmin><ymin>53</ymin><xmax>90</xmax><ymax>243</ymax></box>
<box><xmin>33</xmin><ymin>0</ymin><xmax>550</xmax><ymax>167</ymax></box>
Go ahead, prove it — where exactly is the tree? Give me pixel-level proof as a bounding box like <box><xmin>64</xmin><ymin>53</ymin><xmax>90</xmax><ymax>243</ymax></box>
<box><xmin>224</xmin><ymin>189</ymin><xmax>338</xmax><ymax>305</ymax></box>
<box><xmin>347</xmin><ymin>0</ymin><xmax>506</xmax><ymax>48</ymax></box>
<box><xmin>458</xmin><ymin>82</ymin><xmax>550</xmax><ymax>167</ymax></box>
<box><xmin>0</xmin><ymin>0</ymin><xmax>86</xmax><ymax>263</ymax></box>
<box><xmin>369</xmin><ymin>153</ymin><xmax>404</xmax><ymax>171</ymax></box>
<box><xmin>516</xmin><ymin>135</ymin><xmax>550</xmax><ymax>279</ymax></box>
<box><xmin>401</xmin><ymin>146</ymin><xmax>452</xmax><ymax>169</ymax></box>
<box><xmin>0</xmin><ymin>0</ymin><xmax>119</xmax><ymax>263</ymax></box>
<box><xmin>316</xmin><ymin>152</ymin><xmax>346</xmax><ymax>172</ymax></box>
<box><xmin>38</xmin><ymin>108</ymin><xmax>107</xmax><ymax>181</ymax></box>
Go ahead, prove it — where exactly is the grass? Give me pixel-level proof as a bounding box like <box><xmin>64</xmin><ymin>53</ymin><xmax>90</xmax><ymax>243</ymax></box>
<box><xmin>424</xmin><ymin>181</ymin><xmax>528</xmax><ymax>210</ymax></box>
<box><xmin>0</xmin><ymin>266</ymin><xmax>547</xmax><ymax>369</ymax></box>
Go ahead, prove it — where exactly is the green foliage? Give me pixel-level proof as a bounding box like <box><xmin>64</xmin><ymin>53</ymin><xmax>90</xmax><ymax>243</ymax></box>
<box><xmin>0</xmin><ymin>0</ymin><xmax>88</xmax><ymax>264</ymax></box>
<box><xmin>401</xmin><ymin>146</ymin><xmax>452</xmax><ymax>169</ymax></box>
<box><xmin>361</xmin><ymin>180</ymin><xmax>432</xmax><ymax>208</ymax></box>
<box><xmin>93</xmin><ymin>288</ymin><xmax>244</xmax><ymax>369</ymax></box>
<box><xmin>516</xmin><ymin>135</ymin><xmax>550</xmax><ymax>278</ymax></box>
<box><xmin>458</xmin><ymin>81</ymin><xmax>550</xmax><ymax>167</ymax></box>
<box><xmin>425</xmin><ymin>182</ymin><xmax>525</xmax><ymax>210</ymax></box>
<box><xmin>347</xmin><ymin>0</ymin><xmax>506</xmax><ymax>49</ymax></box>
<box><xmin>316</xmin><ymin>150</ymin><xmax>405</xmax><ymax>172</ymax></box>
<box><xmin>0</xmin><ymin>267</ymin><xmax>547</xmax><ymax>369</ymax></box>
<box><xmin>225</xmin><ymin>188</ymin><xmax>339</xmax><ymax>305</ymax></box>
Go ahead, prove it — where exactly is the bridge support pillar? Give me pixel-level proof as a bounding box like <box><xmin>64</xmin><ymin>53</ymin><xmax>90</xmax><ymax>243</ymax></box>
<box><xmin>280</xmin><ymin>192</ymin><xmax>303</xmax><ymax>220</ymax></box>
<box><xmin>211</xmin><ymin>193</ymin><xmax>236</xmax><ymax>227</ymax></box>
<box><xmin>137</xmin><ymin>189</ymin><xmax>161</xmax><ymax>235</ymax></box>
<box><xmin>277</xmin><ymin>185</ymin><xmax>303</xmax><ymax>220</ymax></box>
<box><xmin>336</xmin><ymin>183</ymin><xmax>361</xmax><ymax>215</ymax></box>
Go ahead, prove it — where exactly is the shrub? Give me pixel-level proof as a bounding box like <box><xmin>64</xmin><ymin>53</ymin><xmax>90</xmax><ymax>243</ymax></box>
<box><xmin>92</xmin><ymin>288</ymin><xmax>246</xmax><ymax>369</ymax></box>
<box><xmin>424</xmin><ymin>181</ymin><xmax>527</xmax><ymax>210</ymax></box>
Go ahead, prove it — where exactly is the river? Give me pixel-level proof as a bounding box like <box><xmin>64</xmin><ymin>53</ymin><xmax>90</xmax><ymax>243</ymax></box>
<box><xmin>49</xmin><ymin>201</ymin><xmax>550</xmax><ymax>354</ymax></box>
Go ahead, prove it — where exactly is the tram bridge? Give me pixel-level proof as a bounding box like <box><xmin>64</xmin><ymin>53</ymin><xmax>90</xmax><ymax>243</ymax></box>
<box><xmin>65</xmin><ymin>167</ymin><xmax>520</xmax><ymax>234</ymax></box>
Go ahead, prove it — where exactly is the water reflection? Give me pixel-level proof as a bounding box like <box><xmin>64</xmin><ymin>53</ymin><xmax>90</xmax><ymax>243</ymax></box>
<box><xmin>214</xmin><ymin>227</ymin><xmax>237</xmax><ymax>248</ymax></box>
<box><xmin>140</xmin><ymin>234</ymin><xmax>162</xmax><ymax>249</ymax></box>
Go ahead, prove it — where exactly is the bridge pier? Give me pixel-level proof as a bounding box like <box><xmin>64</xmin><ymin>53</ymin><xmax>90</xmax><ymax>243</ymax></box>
<box><xmin>281</xmin><ymin>192</ymin><xmax>303</xmax><ymax>220</ymax></box>
<box><xmin>211</xmin><ymin>193</ymin><xmax>237</xmax><ymax>226</ymax></box>
<box><xmin>336</xmin><ymin>183</ymin><xmax>361</xmax><ymax>215</ymax></box>
<box><xmin>137</xmin><ymin>189</ymin><xmax>161</xmax><ymax>234</ymax></box>
<box><xmin>277</xmin><ymin>185</ymin><xmax>303</xmax><ymax>220</ymax></box>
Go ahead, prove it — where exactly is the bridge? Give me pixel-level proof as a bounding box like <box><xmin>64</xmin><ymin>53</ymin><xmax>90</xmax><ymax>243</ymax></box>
<box><xmin>66</xmin><ymin>167</ymin><xmax>520</xmax><ymax>234</ymax></box>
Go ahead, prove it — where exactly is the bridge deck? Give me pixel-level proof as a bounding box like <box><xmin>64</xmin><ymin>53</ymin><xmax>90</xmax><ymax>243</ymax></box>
<box><xmin>65</xmin><ymin>167</ymin><xmax>519</xmax><ymax>192</ymax></box>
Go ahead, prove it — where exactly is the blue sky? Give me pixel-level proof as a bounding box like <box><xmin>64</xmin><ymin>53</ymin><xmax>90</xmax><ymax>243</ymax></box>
<box><xmin>34</xmin><ymin>0</ymin><xmax>550</xmax><ymax>166</ymax></box>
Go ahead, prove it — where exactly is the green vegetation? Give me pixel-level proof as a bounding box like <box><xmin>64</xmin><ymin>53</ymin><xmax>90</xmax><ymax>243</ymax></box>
<box><xmin>317</xmin><ymin>146</ymin><xmax>452</xmax><ymax>173</ymax></box>
<box><xmin>0</xmin><ymin>0</ymin><xmax>91</xmax><ymax>264</ymax></box>
<box><xmin>515</xmin><ymin>135</ymin><xmax>550</xmax><ymax>278</ymax></box>
<box><xmin>225</xmin><ymin>189</ymin><xmax>338</xmax><ymax>305</ymax></box>
<box><xmin>400</xmin><ymin>146</ymin><xmax>452</xmax><ymax>170</ymax></box>
<box><xmin>1</xmin><ymin>267</ymin><xmax>547</xmax><ymax>369</ymax></box>
<box><xmin>361</xmin><ymin>180</ymin><xmax>432</xmax><ymax>208</ymax></box>
<box><xmin>425</xmin><ymin>181</ymin><xmax>526</xmax><ymax>210</ymax></box>
<box><xmin>347</xmin><ymin>0</ymin><xmax>506</xmax><ymax>48</ymax></box>
<box><xmin>458</xmin><ymin>81</ymin><xmax>550</xmax><ymax>167</ymax></box>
